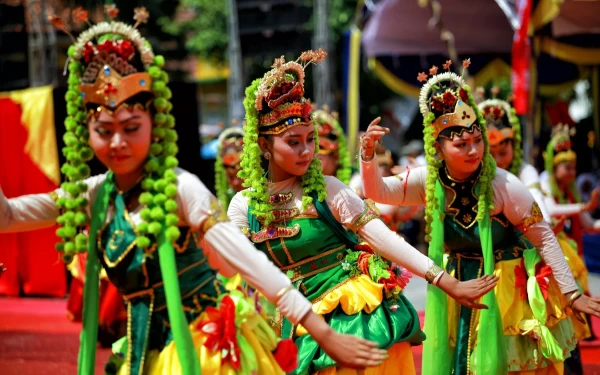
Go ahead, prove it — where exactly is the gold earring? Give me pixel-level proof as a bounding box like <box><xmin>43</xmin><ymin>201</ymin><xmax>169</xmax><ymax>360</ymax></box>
<box><xmin>264</xmin><ymin>151</ymin><xmax>271</xmax><ymax>160</ymax></box>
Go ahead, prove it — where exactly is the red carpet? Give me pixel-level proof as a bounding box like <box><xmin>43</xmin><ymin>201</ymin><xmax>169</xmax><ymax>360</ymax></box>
<box><xmin>1</xmin><ymin>298</ymin><xmax>600</xmax><ymax>374</ymax></box>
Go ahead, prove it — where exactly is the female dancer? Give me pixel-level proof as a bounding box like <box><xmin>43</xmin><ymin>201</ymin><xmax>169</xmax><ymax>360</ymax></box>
<box><xmin>360</xmin><ymin>62</ymin><xmax>600</xmax><ymax>374</ymax></box>
<box><xmin>0</xmin><ymin>8</ymin><xmax>390</xmax><ymax>375</ymax></box>
<box><xmin>214</xmin><ymin>125</ymin><xmax>245</xmax><ymax>210</ymax></box>
<box><xmin>227</xmin><ymin>51</ymin><xmax>497</xmax><ymax>375</ymax></box>
<box><xmin>312</xmin><ymin>106</ymin><xmax>352</xmax><ymax>184</ymax></box>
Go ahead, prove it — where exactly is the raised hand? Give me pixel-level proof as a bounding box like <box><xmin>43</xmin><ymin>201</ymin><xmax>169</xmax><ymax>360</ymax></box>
<box><xmin>583</xmin><ymin>187</ymin><xmax>600</xmax><ymax>212</ymax></box>
<box><xmin>360</xmin><ymin>117</ymin><xmax>390</xmax><ymax>161</ymax></box>
<box><xmin>438</xmin><ymin>274</ymin><xmax>498</xmax><ymax>309</ymax></box>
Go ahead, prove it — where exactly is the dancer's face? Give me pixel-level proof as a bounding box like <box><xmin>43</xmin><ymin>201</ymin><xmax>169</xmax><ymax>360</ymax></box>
<box><xmin>437</xmin><ymin>128</ymin><xmax>484</xmax><ymax>180</ymax></box>
<box><xmin>224</xmin><ymin>161</ymin><xmax>244</xmax><ymax>192</ymax></box>
<box><xmin>555</xmin><ymin>161</ymin><xmax>577</xmax><ymax>187</ymax></box>
<box><xmin>489</xmin><ymin>139</ymin><xmax>514</xmax><ymax>170</ymax></box>
<box><xmin>88</xmin><ymin>107</ymin><xmax>152</xmax><ymax>177</ymax></box>
<box><xmin>259</xmin><ymin>123</ymin><xmax>316</xmax><ymax>182</ymax></box>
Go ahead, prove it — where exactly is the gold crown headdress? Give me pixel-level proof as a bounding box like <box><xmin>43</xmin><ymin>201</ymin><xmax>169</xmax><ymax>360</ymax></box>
<box><xmin>418</xmin><ymin>59</ymin><xmax>479</xmax><ymax>139</ymax></box>
<box><xmin>50</xmin><ymin>6</ymin><xmax>154</xmax><ymax>111</ymax></box>
<box><xmin>549</xmin><ymin>124</ymin><xmax>576</xmax><ymax>166</ymax></box>
<box><xmin>254</xmin><ymin>49</ymin><xmax>327</xmax><ymax>135</ymax></box>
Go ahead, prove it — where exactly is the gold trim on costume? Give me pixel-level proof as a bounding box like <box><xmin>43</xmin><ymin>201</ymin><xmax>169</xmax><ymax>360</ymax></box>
<box><xmin>520</xmin><ymin>202</ymin><xmax>544</xmax><ymax>232</ymax></box>
<box><xmin>200</xmin><ymin>197</ymin><xmax>229</xmax><ymax>235</ymax></box>
<box><xmin>48</xmin><ymin>191</ymin><xmax>59</xmax><ymax>202</ymax></box>
<box><xmin>349</xmin><ymin>199</ymin><xmax>381</xmax><ymax>232</ymax></box>
<box><xmin>425</xmin><ymin>264</ymin><xmax>444</xmax><ymax>284</ymax></box>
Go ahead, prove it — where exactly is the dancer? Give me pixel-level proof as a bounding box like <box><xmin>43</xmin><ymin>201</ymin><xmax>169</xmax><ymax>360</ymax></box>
<box><xmin>361</xmin><ymin>61</ymin><xmax>600</xmax><ymax>374</ymax></box>
<box><xmin>312</xmin><ymin>106</ymin><xmax>352</xmax><ymax>184</ymax></box>
<box><xmin>214</xmin><ymin>124</ymin><xmax>245</xmax><ymax>210</ymax></box>
<box><xmin>0</xmin><ymin>7</ymin><xmax>390</xmax><ymax>374</ymax></box>
<box><xmin>228</xmin><ymin>52</ymin><xmax>497</xmax><ymax>375</ymax></box>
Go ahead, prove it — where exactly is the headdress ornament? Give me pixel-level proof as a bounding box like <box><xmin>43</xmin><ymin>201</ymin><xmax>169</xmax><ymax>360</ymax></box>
<box><xmin>549</xmin><ymin>124</ymin><xmax>577</xmax><ymax>166</ymax></box>
<box><xmin>217</xmin><ymin>123</ymin><xmax>245</xmax><ymax>167</ymax></box>
<box><xmin>50</xmin><ymin>6</ymin><xmax>180</xmax><ymax>261</ymax></box>
<box><xmin>313</xmin><ymin>105</ymin><xmax>341</xmax><ymax>155</ymax></box>
<box><xmin>478</xmin><ymin>99</ymin><xmax>514</xmax><ymax>146</ymax></box>
<box><xmin>418</xmin><ymin>59</ymin><xmax>479</xmax><ymax>139</ymax></box>
<box><xmin>254</xmin><ymin>49</ymin><xmax>327</xmax><ymax>135</ymax></box>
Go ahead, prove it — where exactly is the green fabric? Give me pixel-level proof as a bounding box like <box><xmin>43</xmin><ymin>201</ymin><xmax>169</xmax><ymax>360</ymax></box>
<box><xmin>248</xmin><ymin>201</ymin><xmax>424</xmax><ymax>374</ymax></box>
<box><xmin>422</xmin><ymin>180</ymin><xmax>451</xmax><ymax>375</ymax></box>
<box><xmin>506</xmin><ymin>318</ymin><xmax>575</xmax><ymax>372</ymax></box>
<box><xmin>471</xmin><ymin>186</ymin><xmax>506</xmax><ymax>375</ymax></box>
<box><xmin>156</xmin><ymin>231</ymin><xmax>201</xmax><ymax>375</ymax></box>
<box><xmin>78</xmin><ymin>174</ymin><xmax>110</xmax><ymax>375</ymax></box>
<box><xmin>520</xmin><ymin>249</ymin><xmax>565</xmax><ymax>362</ymax></box>
<box><xmin>82</xmin><ymin>173</ymin><xmax>204</xmax><ymax>375</ymax></box>
<box><xmin>423</xmin><ymin>179</ymin><xmax>507</xmax><ymax>375</ymax></box>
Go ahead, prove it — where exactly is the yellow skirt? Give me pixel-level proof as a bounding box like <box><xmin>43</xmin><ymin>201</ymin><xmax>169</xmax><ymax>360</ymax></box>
<box><xmin>446</xmin><ymin>257</ymin><xmax>577</xmax><ymax>373</ymax></box>
<box><xmin>117</xmin><ymin>312</ymin><xmax>285</xmax><ymax>375</ymax></box>
<box><xmin>312</xmin><ymin>342</ymin><xmax>415</xmax><ymax>375</ymax></box>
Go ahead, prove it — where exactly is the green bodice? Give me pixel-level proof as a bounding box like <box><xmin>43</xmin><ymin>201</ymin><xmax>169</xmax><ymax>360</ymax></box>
<box><xmin>99</xmin><ymin>190</ymin><xmax>223</xmax><ymax>375</ymax></box>
<box><xmin>248</xmin><ymin>200</ymin><xmax>423</xmax><ymax>374</ymax></box>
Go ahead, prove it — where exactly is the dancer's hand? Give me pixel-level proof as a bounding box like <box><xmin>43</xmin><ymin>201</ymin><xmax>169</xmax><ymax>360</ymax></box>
<box><xmin>438</xmin><ymin>274</ymin><xmax>498</xmax><ymax>309</ymax></box>
<box><xmin>571</xmin><ymin>294</ymin><xmax>600</xmax><ymax>319</ymax></box>
<box><xmin>361</xmin><ymin>117</ymin><xmax>389</xmax><ymax>161</ymax></box>
<box><xmin>300</xmin><ymin>311</ymin><xmax>387</xmax><ymax>368</ymax></box>
<box><xmin>552</xmin><ymin>216</ymin><xmax>567</xmax><ymax>235</ymax></box>
<box><xmin>319</xmin><ymin>331</ymin><xmax>387</xmax><ymax>369</ymax></box>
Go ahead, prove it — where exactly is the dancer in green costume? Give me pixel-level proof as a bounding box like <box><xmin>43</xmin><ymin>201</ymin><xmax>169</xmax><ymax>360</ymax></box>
<box><xmin>361</xmin><ymin>61</ymin><xmax>600</xmax><ymax>374</ymax></box>
<box><xmin>0</xmin><ymin>7</ymin><xmax>392</xmax><ymax>375</ymax></box>
<box><xmin>228</xmin><ymin>51</ymin><xmax>498</xmax><ymax>375</ymax></box>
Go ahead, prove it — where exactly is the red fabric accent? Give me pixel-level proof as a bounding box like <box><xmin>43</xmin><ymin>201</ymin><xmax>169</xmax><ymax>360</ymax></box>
<box><xmin>545</xmin><ymin>101</ymin><xmax>575</xmax><ymax>127</ymax></box>
<box><xmin>511</xmin><ymin>0</ymin><xmax>532</xmax><ymax>115</ymax></box>
<box><xmin>0</xmin><ymin>98</ymin><xmax>65</xmax><ymax>297</ymax></box>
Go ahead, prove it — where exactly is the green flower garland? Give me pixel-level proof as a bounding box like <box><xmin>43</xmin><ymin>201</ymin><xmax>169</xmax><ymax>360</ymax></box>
<box><xmin>544</xmin><ymin>141</ymin><xmax>581</xmax><ymax>204</ymax></box>
<box><xmin>240</xmin><ymin>78</ymin><xmax>327</xmax><ymax>226</ymax></box>
<box><xmin>214</xmin><ymin>144</ymin><xmax>230</xmax><ymax>209</ymax></box>
<box><xmin>507</xmin><ymin>107</ymin><xmax>523</xmax><ymax>176</ymax></box>
<box><xmin>423</xmin><ymin>85</ymin><xmax>496</xmax><ymax>241</ymax></box>
<box><xmin>55</xmin><ymin>40</ymin><xmax>180</xmax><ymax>263</ymax></box>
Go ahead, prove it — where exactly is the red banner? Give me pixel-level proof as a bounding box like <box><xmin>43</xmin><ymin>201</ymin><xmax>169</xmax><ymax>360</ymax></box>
<box><xmin>512</xmin><ymin>0</ymin><xmax>532</xmax><ymax>115</ymax></box>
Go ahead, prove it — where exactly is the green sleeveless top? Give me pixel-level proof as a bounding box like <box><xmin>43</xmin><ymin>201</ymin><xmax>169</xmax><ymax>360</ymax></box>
<box><xmin>99</xmin><ymin>183</ymin><xmax>223</xmax><ymax>375</ymax></box>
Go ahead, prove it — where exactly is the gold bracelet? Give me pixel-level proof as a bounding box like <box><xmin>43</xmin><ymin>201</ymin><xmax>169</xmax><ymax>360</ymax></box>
<box><xmin>425</xmin><ymin>264</ymin><xmax>444</xmax><ymax>284</ymax></box>
<box><xmin>568</xmin><ymin>291</ymin><xmax>582</xmax><ymax>309</ymax></box>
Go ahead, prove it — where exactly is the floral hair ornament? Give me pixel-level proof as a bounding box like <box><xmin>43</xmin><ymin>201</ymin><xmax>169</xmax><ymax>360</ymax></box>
<box><xmin>548</xmin><ymin>124</ymin><xmax>577</xmax><ymax>166</ymax></box>
<box><xmin>478</xmin><ymin>98</ymin><xmax>514</xmax><ymax>147</ymax></box>
<box><xmin>255</xmin><ymin>49</ymin><xmax>327</xmax><ymax>135</ymax></box>
<box><xmin>417</xmin><ymin>58</ymin><xmax>478</xmax><ymax>139</ymax></box>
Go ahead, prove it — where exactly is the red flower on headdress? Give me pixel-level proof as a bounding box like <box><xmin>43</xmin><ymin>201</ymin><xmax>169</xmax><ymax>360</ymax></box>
<box><xmin>104</xmin><ymin>4</ymin><xmax>119</xmax><ymax>19</ymax></box>
<box><xmin>48</xmin><ymin>15</ymin><xmax>65</xmax><ymax>29</ymax></box>
<box><xmin>83</xmin><ymin>42</ymin><xmax>95</xmax><ymax>63</ymax></box>
<box><xmin>97</xmin><ymin>40</ymin><xmax>116</xmax><ymax>55</ymax></box>
<box><xmin>117</xmin><ymin>40</ymin><xmax>135</xmax><ymax>60</ymax></box>
<box><xmin>443</xmin><ymin>60</ymin><xmax>452</xmax><ymax>70</ymax></box>
<box><xmin>272</xmin><ymin>339</ymin><xmax>298</xmax><ymax>372</ymax></box>
<box><xmin>133</xmin><ymin>7</ymin><xmax>150</xmax><ymax>24</ymax></box>
<box><xmin>429</xmin><ymin>65</ymin><xmax>439</xmax><ymax>75</ymax></box>
<box><xmin>459</xmin><ymin>88</ymin><xmax>469</xmax><ymax>103</ymax></box>
<box><xmin>417</xmin><ymin>72</ymin><xmax>428</xmax><ymax>82</ymax></box>
<box><xmin>442</xmin><ymin>91</ymin><xmax>456</xmax><ymax>108</ymax></box>
<box><xmin>462</xmin><ymin>58</ymin><xmax>471</xmax><ymax>69</ymax></box>
<box><xmin>492</xmin><ymin>107</ymin><xmax>502</xmax><ymax>118</ymax></box>
<box><xmin>431</xmin><ymin>97</ymin><xmax>443</xmax><ymax>112</ymax></box>
<box><xmin>196</xmin><ymin>295</ymin><xmax>241</xmax><ymax>369</ymax></box>
<box><xmin>72</xmin><ymin>7</ymin><xmax>89</xmax><ymax>24</ymax></box>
